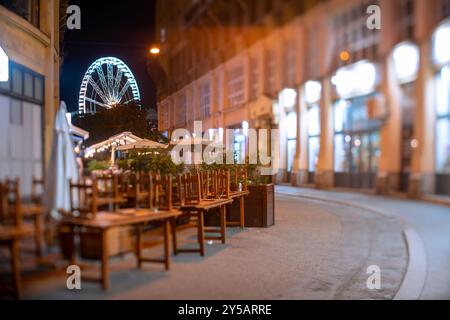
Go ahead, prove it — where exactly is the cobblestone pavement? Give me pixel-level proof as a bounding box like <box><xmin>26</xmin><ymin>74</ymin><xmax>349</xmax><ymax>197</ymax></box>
<box><xmin>21</xmin><ymin>190</ymin><xmax>409</xmax><ymax>300</ymax></box>
<box><xmin>276</xmin><ymin>185</ymin><xmax>450</xmax><ymax>300</ymax></box>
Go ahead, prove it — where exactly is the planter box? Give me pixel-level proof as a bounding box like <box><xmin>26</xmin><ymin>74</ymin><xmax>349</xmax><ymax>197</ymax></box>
<box><xmin>79</xmin><ymin>227</ymin><xmax>134</xmax><ymax>260</ymax></box>
<box><xmin>58</xmin><ymin>226</ymin><xmax>134</xmax><ymax>260</ymax></box>
<box><xmin>205</xmin><ymin>184</ymin><xmax>275</xmax><ymax>228</ymax></box>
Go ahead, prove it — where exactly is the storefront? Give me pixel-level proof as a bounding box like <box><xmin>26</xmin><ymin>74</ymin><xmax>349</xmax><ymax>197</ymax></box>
<box><xmin>304</xmin><ymin>81</ymin><xmax>321</xmax><ymax>184</ymax></box>
<box><xmin>433</xmin><ymin>20</ymin><xmax>450</xmax><ymax>195</ymax></box>
<box><xmin>392</xmin><ymin>41</ymin><xmax>420</xmax><ymax>192</ymax></box>
<box><xmin>0</xmin><ymin>59</ymin><xmax>44</xmax><ymax>195</ymax></box>
<box><xmin>332</xmin><ymin>61</ymin><xmax>382</xmax><ymax>189</ymax></box>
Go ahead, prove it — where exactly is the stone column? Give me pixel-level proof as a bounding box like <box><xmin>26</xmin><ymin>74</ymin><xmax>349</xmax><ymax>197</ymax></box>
<box><xmin>408</xmin><ymin>0</ymin><xmax>437</xmax><ymax>197</ymax></box>
<box><xmin>409</xmin><ymin>41</ymin><xmax>436</xmax><ymax>197</ymax></box>
<box><xmin>376</xmin><ymin>59</ymin><xmax>402</xmax><ymax>194</ymax></box>
<box><xmin>315</xmin><ymin>77</ymin><xmax>334</xmax><ymax>189</ymax></box>
<box><xmin>42</xmin><ymin>0</ymin><xmax>59</xmax><ymax>172</ymax></box>
<box><xmin>293</xmin><ymin>86</ymin><xmax>309</xmax><ymax>186</ymax></box>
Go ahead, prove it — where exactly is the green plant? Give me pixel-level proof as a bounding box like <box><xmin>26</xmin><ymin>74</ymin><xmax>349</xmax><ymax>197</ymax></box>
<box><xmin>87</xmin><ymin>159</ymin><xmax>109</xmax><ymax>172</ymax></box>
<box><xmin>117</xmin><ymin>148</ymin><xmax>184</xmax><ymax>176</ymax></box>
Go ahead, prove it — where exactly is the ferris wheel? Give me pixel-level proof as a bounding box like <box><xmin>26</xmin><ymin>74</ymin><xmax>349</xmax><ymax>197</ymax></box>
<box><xmin>78</xmin><ymin>57</ymin><xmax>141</xmax><ymax>114</ymax></box>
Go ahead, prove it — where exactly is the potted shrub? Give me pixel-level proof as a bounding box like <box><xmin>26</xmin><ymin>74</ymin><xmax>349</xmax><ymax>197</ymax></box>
<box><xmin>204</xmin><ymin>155</ymin><xmax>275</xmax><ymax>228</ymax></box>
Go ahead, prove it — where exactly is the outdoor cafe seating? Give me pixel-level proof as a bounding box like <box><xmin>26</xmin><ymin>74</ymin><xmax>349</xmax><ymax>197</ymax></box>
<box><xmin>0</xmin><ymin>167</ymin><xmax>249</xmax><ymax>297</ymax></box>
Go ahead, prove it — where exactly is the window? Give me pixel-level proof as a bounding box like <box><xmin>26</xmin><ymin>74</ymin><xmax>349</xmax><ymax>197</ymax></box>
<box><xmin>176</xmin><ymin>94</ymin><xmax>187</xmax><ymax>126</ymax></box>
<box><xmin>12</xmin><ymin>67</ymin><xmax>22</xmax><ymax>95</ymax></box>
<box><xmin>308</xmin><ymin>105</ymin><xmax>320</xmax><ymax>173</ymax></box>
<box><xmin>228</xmin><ymin>66</ymin><xmax>245</xmax><ymax>108</ymax></box>
<box><xmin>200</xmin><ymin>82</ymin><xmax>211</xmax><ymax>118</ymax></box>
<box><xmin>250</xmin><ymin>56</ymin><xmax>259</xmax><ymax>100</ymax></box>
<box><xmin>436</xmin><ymin>66</ymin><xmax>450</xmax><ymax>173</ymax></box>
<box><xmin>10</xmin><ymin>99</ymin><xmax>22</xmax><ymax>125</ymax></box>
<box><xmin>284</xmin><ymin>40</ymin><xmax>296</xmax><ymax>86</ymax></box>
<box><xmin>24</xmin><ymin>72</ymin><xmax>33</xmax><ymax>98</ymax></box>
<box><xmin>398</xmin><ymin>0</ymin><xmax>415</xmax><ymax>39</ymax></box>
<box><xmin>333</xmin><ymin>0</ymin><xmax>380</xmax><ymax>67</ymax></box>
<box><xmin>286</xmin><ymin>112</ymin><xmax>297</xmax><ymax>172</ymax></box>
<box><xmin>34</xmin><ymin>76</ymin><xmax>43</xmax><ymax>102</ymax></box>
<box><xmin>265</xmin><ymin>48</ymin><xmax>276</xmax><ymax>94</ymax></box>
<box><xmin>334</xmin><ymin>133</ymin><xmax>350</xmax><ymax>172</ymax></box>
<box><xmin>0</xmin><ymin>0</ymin><xmax>40</xmax><ymax>28</ymax></box>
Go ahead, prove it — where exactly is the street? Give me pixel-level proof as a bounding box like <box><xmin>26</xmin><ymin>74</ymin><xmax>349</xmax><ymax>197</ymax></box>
<box><xmin>20</xmin><ymin>187</ymin><xmax>450</xmax><ymax>300</ymax></box>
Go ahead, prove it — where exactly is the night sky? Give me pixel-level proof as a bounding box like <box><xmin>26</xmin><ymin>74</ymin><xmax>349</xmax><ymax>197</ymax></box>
<box><xmin>60</xmin><ymin>0</ymin><xmax>156</xmax><ymax>113</ymax></box>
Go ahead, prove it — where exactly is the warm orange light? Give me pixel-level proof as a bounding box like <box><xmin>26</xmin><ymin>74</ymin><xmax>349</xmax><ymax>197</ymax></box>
<box><xmin>339</xmin><ymin>50</ymin><xmax>350</xmax><ymax>62</ymax></box>
<box><xmin>150</xmin><ymin>47</ymin><xmax>160</xmax><ymax>55</ymax></box>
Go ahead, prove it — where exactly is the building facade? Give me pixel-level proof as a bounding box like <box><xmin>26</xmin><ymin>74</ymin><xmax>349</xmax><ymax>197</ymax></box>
<box><xmin>154</xmin><ymin>0</ymin><xmax>450</xmax><ymax>197</ymax></box>
<box><xmin>0</xmin><ymin>0</ymin><xmax>61</xmax><ymax>195</ymax></box>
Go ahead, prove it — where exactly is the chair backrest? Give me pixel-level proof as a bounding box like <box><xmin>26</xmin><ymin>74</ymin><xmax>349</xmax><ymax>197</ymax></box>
<box><xmin>182</xmin><ymin>172</ymin><xmax>201</xmax><ymax>205</ymax></box>
<box><xmin>148</xmin><ymin>173</ymin><xmax>173</xmax><ymax>211</ymax></box>
<box><xmin>0</xmin><ymin>178</ymin><xmax>22</xmax><ymax>226</ymax></box>
<box><xmin>171</xmin><ymin>174</ymin><xmax>183</xmax><ymax>207</ymax></box>
<box><xmin>232</xmin><ymin>166</ymin><xmax>247</xmax><ymax>192</ymax></box>
<box><xmin>215</xmin><ymin>169</ymin><xmax>230</xmax><ymax>199</ymax></box>
<box><xmin>95</xmin><ymin>173</ymin><xmax>119</xmax><ymax>199</ymax></box>
<box><xmin>69</xmin><ymin>178</ymin><xmax>98</xmax><ymax>219</ymax></box>
<box><xmin>31</xmin><ymin>176</ymin><xmax>44</xmax><ymax>204</ymax></box>
<box><xmin>200</xmin><ymin>170</ymin><xmax>216</xmax><ymax>199</ymax></box>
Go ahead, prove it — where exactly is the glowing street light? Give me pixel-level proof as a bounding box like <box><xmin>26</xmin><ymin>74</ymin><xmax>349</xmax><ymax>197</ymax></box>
<box><xmin>150</xmin><ymin>46</ymin><xmax>160</xmax><ymax>55</ymax></box>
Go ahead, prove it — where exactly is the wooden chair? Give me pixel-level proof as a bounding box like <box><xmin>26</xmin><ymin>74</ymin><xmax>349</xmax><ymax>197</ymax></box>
<box><xmin>31</xmin><ymin>176</ymin><xmax>44</xmax><ymax>205</ymax></box>
<box><xmin>1</xmin><ymin>178</ymin><xmax>43</xmax><ymax>256</ymax></box>
<box><xmin>0</xmin><ymin>179</ymin><xmax>22</xmax><ymax>227</ymax></box>
<box><xmin>95</xmin><ymin>174</ymin><xmax>124</xmax><ymax>210</ymax></box>
<box><xmin>200</xmin><ymin>170</ymin><xmax>213</xmax><ymax>199</ymax></box>
<box><xmin>68</xmin><ymin>179</ymin><xmax>99</xmax><ymax>219</ymax></box>
<box><xmin>214</xmin><ymin>170</ymin><xmax>230</xmax><ymax>199</ymax></box>
<box><xmin>231</xmin><ymin>166</ymin><xmax>247</xmax><ymax>192</ymax></box>
<box><xmin>0</xmin><ymin>179</ymin><xmax>34</xmax><ymax>299</ymax></box>
<box><xmin>148</xmin><ymin>173</ymin><xmax>173</xmax><ymax>211</ymax></box>
<box><xmin>182</xmin><ymin>172</ymin><xmax>201</xmax><ymax>206</ymax></box>
<box><xmin>122</xmin><ymin>172</ymin><xmax>151</xmax><ymax>208</ymax></box>
<box><xmin>171</xmin><ymin>174</ymin><xmax>183</xmax><ymax>208</ymax></box>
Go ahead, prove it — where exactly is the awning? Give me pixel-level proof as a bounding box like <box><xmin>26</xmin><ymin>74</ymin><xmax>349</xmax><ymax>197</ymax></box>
<box><xmin>117</xmin><ymin>139</ymin><xmax>168</xmax><ymax>151</ymax></box>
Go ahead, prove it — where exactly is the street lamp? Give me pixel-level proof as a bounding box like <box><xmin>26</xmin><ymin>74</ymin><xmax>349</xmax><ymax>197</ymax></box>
<box><xmin>150</xmin><ymin>46</ymin><xmax>160</xmax><ymax>55</ymax></box>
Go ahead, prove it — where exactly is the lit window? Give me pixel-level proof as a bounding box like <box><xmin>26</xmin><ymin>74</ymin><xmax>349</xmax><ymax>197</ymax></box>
<box><xmin>200</xmin><ymin>82</ymin><xmax>211</xmax><ymax>117</ymax></box>
<box><xmin>392</xmin><ymin>42</ymin><xmax>419</xmax><ymax>83</ymax></box>
<box><xmin>433</xmin><ymin>20</ymin><xmax>450</xmax><ymax>66</ymax></box>
<box><xmin>228</xmin><ymin>66</ymin><xmax>245</xmax><ymax>108</ymax></box>
<box><xmin>286</xmin><ymin>112</ymin><xmax>297</xmax><ymax>140</ymax></box>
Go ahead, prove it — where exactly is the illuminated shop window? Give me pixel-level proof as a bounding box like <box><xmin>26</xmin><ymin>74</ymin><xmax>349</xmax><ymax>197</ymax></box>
<box><xmin>286</xmin><ymin>112</ymin><xmax>297</xmax><ymax>172</ymax></box>
<box><xmin>435</xmin><ymin>66</ymin><xmax>450</xmax><ymax>174</ymax></box>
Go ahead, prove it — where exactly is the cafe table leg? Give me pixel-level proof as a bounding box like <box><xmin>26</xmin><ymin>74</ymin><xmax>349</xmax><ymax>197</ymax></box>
<box><xmin>101</xmin><ymin>229</ymin><xmax>109</xmax><ymax>290</ymax></box>
<box><xmin>171</xmin><ymin>217</ymin><xmax>178</xmax><ymax>255</ymax></box>
<box><xmin>10</xmin><ymin>239</ymin><xmax>21</xmax><ymax>300</ymax></box>
<box><xmin>164</xmin><ymin>219</ymin><xmax>171</xmax><ymax>270</ymax></box>
<box><xmin>220</xmin><ymin>205</ymin><xmax>226</xmax><ymax>244</ymax></box>
<box><xmin>240</xmin><ymin>197</ymin><xmax>245</xmax><ymax>229</ymax></box>
<box><xmin>69</xmin><ymin>225</ymin><xmax>77</xmax><ymax>266</ymax></box>
<box><xmin>136</xmin><ymin>224</ymin><xmax>143</xmax><ymax>269</ymax></box>
<box><xmin>197</xmin><ymin>211</ymin><xmax>205</xmax><ymax>256</ymax></box>
<box><xmin>35</xmin><ymin>213</ymin><xmax>43</xmax><ymax>257</ymax></box>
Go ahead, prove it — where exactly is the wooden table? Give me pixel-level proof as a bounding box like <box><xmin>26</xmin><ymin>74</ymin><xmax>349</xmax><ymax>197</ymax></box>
<box><xmin>60</xmin><ymin>208</ymin><xmax>181</xmax><ymax>290</ymax></box>
<box><xmin>0</xmin><ymin>225</ymin><xmax>33</xmax><ymax>299</ymax></box>
<box><xmin>227</xmin><ymin>190</ymin><xmax>250</xmax><ymax>228</ymax></box>
<box><xmin>175</xmin><ymin>198</ymin><xmax>233</xmax><ymax>256</ymax></box>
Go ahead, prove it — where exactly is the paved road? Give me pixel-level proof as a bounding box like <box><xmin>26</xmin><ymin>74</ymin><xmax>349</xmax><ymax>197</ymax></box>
<box><xmin>276</xmin><ymin>185</ymin><xmax>450</xmax><ymax>300</ymax></box>
<box><xmin>22</xmin><ymin>188</ymin><xmax>411</xmax><ymax>300</ymax></box>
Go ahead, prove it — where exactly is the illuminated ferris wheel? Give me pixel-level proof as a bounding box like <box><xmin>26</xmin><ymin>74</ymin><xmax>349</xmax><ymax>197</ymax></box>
<box><xmin>78</xmin><ymin>57</ymin><xmax>141</xmax><ymax>114</ymax></box>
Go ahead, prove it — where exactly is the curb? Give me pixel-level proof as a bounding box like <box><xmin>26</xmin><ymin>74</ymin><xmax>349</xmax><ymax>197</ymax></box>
<box><xmin>276</xmin><ymin>190</ymin><xmax>427</xmax><ymax>300</ymax></box>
